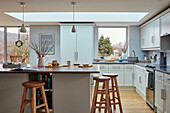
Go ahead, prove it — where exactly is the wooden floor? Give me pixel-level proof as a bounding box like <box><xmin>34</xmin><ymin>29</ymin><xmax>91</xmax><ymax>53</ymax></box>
<box><xmin>96</xmin><ymin>91</ymin><xmax>155</xmax><ymax>113</ymax></box>
<box><xmin>38</xmin><ymin>91</ymin><xmax>154</xmax><ymax>113</ymax></box>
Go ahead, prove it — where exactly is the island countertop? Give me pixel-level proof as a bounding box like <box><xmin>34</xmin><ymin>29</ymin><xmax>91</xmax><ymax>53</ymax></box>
<box><xmin>0</xmin><ymin>65</ymin><xmax>100</xmax><ymax>73</ymax></box>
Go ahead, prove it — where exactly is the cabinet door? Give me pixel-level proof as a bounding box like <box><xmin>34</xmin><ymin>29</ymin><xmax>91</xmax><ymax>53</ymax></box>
<box><xmin>77</xmin><ymin>26</ymin><xmax>94</xmax><ymax>64</ymax></box>
<box><xmin>100</xmin><ymin>64</ymin><xmax>109</xmax><ymax>76</ymax></box>
<box><xmin>161</xmin><ymin>13</ymin><xmax>170</xmax><ymax>36</ymax></box>
<box><xmin>141</xmin><ymin>27</ymin><xmax>145</xmax><ymax>48</ymax></box>
<box><xmin>60</xmin><ymin>26</ymin><xmax>76</xmax><ymax>65</ymax></box>
<box><xmin>109</xmin><ymin>65</ymin><xmax>124</xmax><ymax>86</ymax></box>
<box><xmin>134</xmin><ymin>66</ymin><xmax>138</xmax><ymax>87</ymax></box>
<box><xmin>153</xmin><ymin>19</ymin><xmax>160</xmax><ymax>48</ymax></box>
<box><xmin>147</xmin><ymin>23</ymin><xmax>154</xmax><ymax>48</ymax></box>
<box><xmin>155</xmin><ymin>78</ymin><xmax>164</xmax><ymax>113</ymax></box>
<box><xmin>164</xmin><ymin>81</ymin><xmax>170</xmax><ymax>113</ymax></box>
<box><xmin>141</xmin><ymin>72</ymin><xmax>146</xmax><ymax>96</ymax></box>
<box><xmin>124</xmin><ymin>65</ymin><xmax>134</xmax><ymax>86</ymax></box>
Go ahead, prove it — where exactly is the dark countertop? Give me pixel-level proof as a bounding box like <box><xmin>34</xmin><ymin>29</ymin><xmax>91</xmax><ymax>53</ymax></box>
<box><xmin>93</xmin><ymin>61</ymin><xmax>170</xmax><ymax>74</ymax></box>
<box><xmin>0</xmin><ymin>65</ymin><xmax>100</xmax><ymax>74</ymax></box>
<box><xmin>133</xmin><ymin>63</ymin><xmax>170</xmax><ymax>74</ymax></box>
<box><xmin>93</xmin><ymin>61</ymin><xmax>134</xmax><ymax>64</ymax></box>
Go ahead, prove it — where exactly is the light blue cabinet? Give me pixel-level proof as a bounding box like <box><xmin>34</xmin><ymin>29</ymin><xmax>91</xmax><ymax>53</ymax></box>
<box><xmin>161</xmin><ymin>12</ymin><xmax>170</xmax><ymax>36</ymax></box>
<box><xmin>60</xmin><ymin>25</ymin><xmax>94</xmax><ymax>65</ymax></box>
<box><xmin>140</xmin><ymin>18</ymin><xmax>160</xmax><ymax>50</ymax></box>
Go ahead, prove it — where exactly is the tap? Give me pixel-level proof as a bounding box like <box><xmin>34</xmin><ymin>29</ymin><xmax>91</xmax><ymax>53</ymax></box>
<box><xmin>130</xmin><ymin>50</ymin><xmax>136</xmax><ymax>57</ymax></box>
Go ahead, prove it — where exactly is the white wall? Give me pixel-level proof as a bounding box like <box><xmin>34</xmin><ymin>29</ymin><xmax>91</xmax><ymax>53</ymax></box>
<box><xmin>30</xmin><ymin>25</ymin><xmax>60</xmax><ymax>65</ymax></box>
<box><xmin>128</xmin><ymin>26</ymin><xmax>146</xmax><ymax>59</ymax></box>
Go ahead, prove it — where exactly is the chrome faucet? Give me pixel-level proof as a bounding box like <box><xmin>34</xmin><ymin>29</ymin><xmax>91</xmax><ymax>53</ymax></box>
<box><xmin>130</xmin><ymin>50</ymin><xmax>136</xmax><ymax>57</ymax></box>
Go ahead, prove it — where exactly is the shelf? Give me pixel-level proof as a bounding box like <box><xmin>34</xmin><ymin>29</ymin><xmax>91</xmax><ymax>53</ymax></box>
<box><xmin>37</xmin><ymin>109</ymin><xmax>53</xmax><ymax>113</ymax></box>
<box><xmin>44</xmin><ymin>89</ymin><xmax>52</xmax><ymax>92</ymax></box>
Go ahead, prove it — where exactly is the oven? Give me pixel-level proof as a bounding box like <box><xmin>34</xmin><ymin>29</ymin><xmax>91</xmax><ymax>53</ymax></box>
<box><xmin>146</xmin><ymin>68</ymin><xmax>155</xmax><ymax>110</ymax></box>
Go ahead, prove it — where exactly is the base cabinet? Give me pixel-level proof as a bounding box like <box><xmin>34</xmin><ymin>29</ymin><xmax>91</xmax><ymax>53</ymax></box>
<box><xmin>155</xmin><ymin>71</ymin><xmax>170</xmax><ymax>113</ymax></box>
<box><xmin>155</xmin><ymin>78</ymin><xmax>164</xmax><ymax>113</ymax></box>
<box><xmin>124</xmin><ymin>65</ymin><xmax>134</xmax><ymax>86</ymax></box>
<box><xmin>135</xmin><ymin>65</ymin><xmax>146</xmax><ymax>100</ymax></box>
<box><xmin>93</xmin><ymin>64</ymin><xmax>134</xmax><ymax>87</ymax></box>
<box><xmin>164</xmin><ymin>82</ymin><xmax>170</xmax><ymax>113</ymax></box>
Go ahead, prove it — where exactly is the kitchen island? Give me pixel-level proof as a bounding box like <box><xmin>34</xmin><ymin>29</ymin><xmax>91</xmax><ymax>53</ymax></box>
<box><xmin>0</xmin><ymin>65</ymin><xmax>100</xmax><ymax>113</ymax></box>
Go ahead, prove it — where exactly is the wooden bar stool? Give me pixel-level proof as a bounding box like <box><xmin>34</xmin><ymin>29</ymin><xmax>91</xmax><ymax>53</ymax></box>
<box><xmin>91</xmin><ymin>76</ymin><xmax>112</xmax><ymax>113</ymax></box>
<box><xmin>103</xmin><ymin>73</ymin><xmax>123</xmax><ymax>113</ymax></box>
<box><xmin>20</xmin><ymin>81</ymin><xmax>49</xmax><ymax>113</ymax></box>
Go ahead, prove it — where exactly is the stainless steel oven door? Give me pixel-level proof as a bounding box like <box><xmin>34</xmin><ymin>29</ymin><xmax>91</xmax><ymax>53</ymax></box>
<box><xmin>146</xmin><ymin>88</ymin><xmax>154</xmax><ymax>109</ymax></box>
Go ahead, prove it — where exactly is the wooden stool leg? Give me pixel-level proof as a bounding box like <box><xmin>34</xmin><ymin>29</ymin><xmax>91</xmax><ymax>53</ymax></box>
<box><xmin>114</xmin><ymin>77</ymin><xmax>123</xmax><ymax>113</ymax></box>
<box><xmin>99</xmin><ymin>82</ymin><xmax>105</xmax><ymax>112</ymax></box>
<box><xmin>91</xmin><ymin>81</ymin><xmax>99</xmax><ymax>113</ymax></box>
<box><xmin>105</xmin><ymin>81</ymin><xmax>111</xmax><ymax>113</ymax></box>
<box><xmin>31</xmin><ymin>87</ymin><xmax>36</xmax><ymax>113</ymax></box>
<box><xmin>111</xmin><ymin>78</ymin><xmax>116</xmax><ymax>109</ymax></box>
<box><xmin>20</xmin><ymin>87</ymin><xmax>27</xmax><ymax>113</ymax></box>
<box><xmin>40</xmin><ymin>86</ymin><xmax>50</xmax><ymax>113</ymax></box>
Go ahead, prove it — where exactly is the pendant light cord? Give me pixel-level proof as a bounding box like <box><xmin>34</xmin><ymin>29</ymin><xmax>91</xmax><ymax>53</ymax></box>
<box><xmin>22</xmin><ymin>4</ymin><xmax>24</xmax><ymax>24</ymax></box>
<box><xmin>73</xmin><ymin>4</ymin><xmax>75</xmax><ymax>22</ymax></box>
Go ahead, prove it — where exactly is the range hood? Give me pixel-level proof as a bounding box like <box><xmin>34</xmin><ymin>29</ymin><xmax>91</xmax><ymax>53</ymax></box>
<box><xmin>161</xmin><ymin>34</ymin><xmax>170</xmax><ymax>50</ymax></box>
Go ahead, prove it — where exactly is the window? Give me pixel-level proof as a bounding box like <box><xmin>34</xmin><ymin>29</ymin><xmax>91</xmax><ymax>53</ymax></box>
<box><xmin>0</xmin><ymin>28</ymin><xmax>4</xmax><ymax>63</ymax></box>
<box><xmin>98</xmin><ymin>27</ymin><xmax>127</xmax><ymax>59</ymax></box>
<box><xmin>7</xmin><ymin>27</ymin><xmax>30</xmax><ymax>63</ymax></box>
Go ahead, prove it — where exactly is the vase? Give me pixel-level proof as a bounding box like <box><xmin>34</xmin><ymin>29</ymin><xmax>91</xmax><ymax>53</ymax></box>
<box><xmin>38</xmin><ymin>57</ymin><xmax>48</xmax><ymax>67</ymax></box>
<box><xmin>122</xmin><ymin>52</ymin><xmax>127</xmax><ymax>59</ymax></box>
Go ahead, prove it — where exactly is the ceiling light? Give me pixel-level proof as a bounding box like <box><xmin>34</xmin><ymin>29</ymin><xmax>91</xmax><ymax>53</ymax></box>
<box><xmin>20</xmin><ymin>2</ymin><xmax>27</xmax><ymax>33</ymax></box>
<box><xmin>71</xmin><ymin>2</ymin><xmax>76</xmax><ymax>33</ymax></box>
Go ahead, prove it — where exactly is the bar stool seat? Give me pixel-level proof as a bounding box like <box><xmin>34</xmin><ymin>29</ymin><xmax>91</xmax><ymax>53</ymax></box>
<box><xmin>22</xmin><ymin>81</ymin><xmax>45</xmax><ymax>88</ymax></box>
<box><xmin>20</xmin><ymin>81</ymin><xmax>49</xmax><ymax>113</ymax></box>
<box><xmin>102</xmin><ymin>73</ymin><xmax>118</xmax><ymax>77</ymax></box>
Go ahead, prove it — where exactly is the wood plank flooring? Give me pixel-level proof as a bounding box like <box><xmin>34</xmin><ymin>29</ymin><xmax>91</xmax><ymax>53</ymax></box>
<box><xmin>96</xmin><ymin>91</ymin><xmax>155</xmax><ymax>113</ymax></box>
<box><xmin>38</xmin><ymin>91</ymin><xmax>155</xmax><ymax>113</ymax></box>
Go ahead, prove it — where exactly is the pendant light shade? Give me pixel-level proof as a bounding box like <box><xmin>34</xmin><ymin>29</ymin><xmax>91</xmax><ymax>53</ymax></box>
<box><xmin>20</xmin><ymin>24</ymin><xmax>27</xmax><ymax>33</ymax></box>
<box><xmin>72</xmin><ymin>25</ymin><xmax>76</xmax><ymax>33</ymax></box>
<box><xmin>71</xmin><ymin>2</ymin><xmax>76</xmax><ymax>33</ymax></box>
<box><xmin>20</xmin><ymin>2</ymin><xmax>27</xmax><ymax>33</ymax></box>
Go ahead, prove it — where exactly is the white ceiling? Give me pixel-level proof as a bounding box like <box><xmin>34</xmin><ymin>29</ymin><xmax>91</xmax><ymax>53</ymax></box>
<box><xmin>0</xmin><ymin>0</ymin><xmax>170</xmax><ymax>26</ymax></box>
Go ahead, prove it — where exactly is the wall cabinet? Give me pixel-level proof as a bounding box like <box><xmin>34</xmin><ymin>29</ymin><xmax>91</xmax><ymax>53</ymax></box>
<box><xmin>140</xmin><ymin>18</ymin><xmax>160</xmax><ymax>50</ymax></box>
<box><xmin>161</xmin><ymin>13</ymin><xmax>170</xmax><ymax>36</ymax></box>
<box><xmin>60</xmin><ymin>25</ymin><xmax>94</xmax><ymax>65</ymax></box>
<box><xmin>155</xmin><ymin>71</ymin><xmax>170</xmax><ymax>113</ymax></box>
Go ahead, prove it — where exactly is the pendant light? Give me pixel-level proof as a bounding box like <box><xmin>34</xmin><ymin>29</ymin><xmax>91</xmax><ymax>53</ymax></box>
<box><xmin>20</xmin><ymin>2</ymin><xmax>27</xmax><ymax>33</ymax></box>
<box><xmin>71</xmin><ymin>2</ymin><xmax>76</xmax><ymax>33</ymax></box>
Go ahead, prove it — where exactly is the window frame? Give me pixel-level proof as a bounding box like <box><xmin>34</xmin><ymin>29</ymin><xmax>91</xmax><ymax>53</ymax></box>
<box><xmin>95</xmin><ymin>26</ymin><xmax>128</xmax><ymax>58</ymax></box>
<box><xmin>0</xmin><ymin>26</ymin><xmax>30</xmax><ymax>64</ymax></box>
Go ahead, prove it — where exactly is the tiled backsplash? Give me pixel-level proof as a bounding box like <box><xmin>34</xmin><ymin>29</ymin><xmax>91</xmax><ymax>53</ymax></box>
<box><xmin>167</xmin><ymin>53</ymin><xmax>170</xmax><ymax>65</ymax></box>
<box><xmin>148</xmin><ymin>51</ymin><xmax>170</xmax><ymax>65</ymax></box>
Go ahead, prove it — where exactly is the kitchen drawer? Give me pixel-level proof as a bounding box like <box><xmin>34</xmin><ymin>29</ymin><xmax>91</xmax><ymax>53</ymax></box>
<box><xmin>155</xmin><ymin>71</ymin><xmax>164</xmax><ymax>81</ymax></box>
<box><xmin>100</xmin><ymin>64</ymin><xmax>109</xmax><ymax>69</ymax></box>
<box><xmin>125</xmin><ymin>65</ymin><xmax>134</xmax><ymax>69</ymax></box>
<box><xmin>109</xmin><ymin>65</ymin><xmax>123</xmax><ymax>69</ymax></box>
<box><xmin>164</xmin><ymin>73</ymin><xmax>170</xmax><ymax>84</ymax></box>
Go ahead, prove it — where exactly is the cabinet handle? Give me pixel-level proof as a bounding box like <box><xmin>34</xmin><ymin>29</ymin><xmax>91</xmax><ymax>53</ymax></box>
<box><xmin>161</xmin><ymin>89</ymin><xmax>166</xmax><ymax>100</ymax></box>
<box><xmin>74</xmin><ymin>52</ymin><xmax>78</xmax><ymax>61</ymax></box>
<box><xmin>152</xmin><ymin>36</ymin><xmax>155</xmax><ymax>43</ymax></box>
<box><xmin>132</xmin><ymin>73</ymin><xmax>135</xmax><ymax>79</ymax></box>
